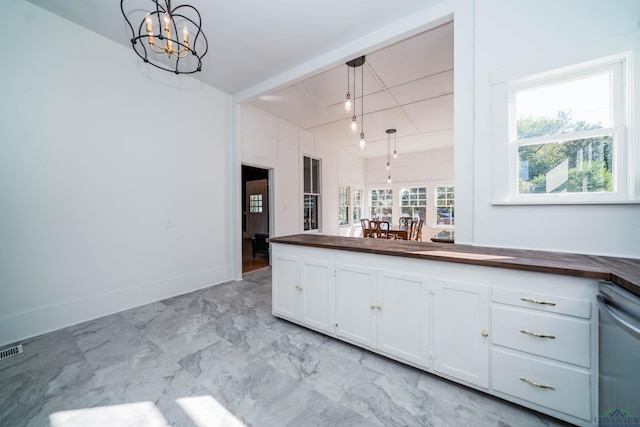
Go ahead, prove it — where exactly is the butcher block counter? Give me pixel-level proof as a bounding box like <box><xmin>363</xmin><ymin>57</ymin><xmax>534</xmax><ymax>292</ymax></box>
<box><xmin>269</xmin><ymin>234</ymin><xmax>640</xmax><ymax>297</ymax></box>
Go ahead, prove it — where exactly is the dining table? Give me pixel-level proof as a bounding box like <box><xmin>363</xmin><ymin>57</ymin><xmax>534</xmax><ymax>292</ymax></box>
<box><xmin>387</xmin><ymin>227</ymin><xmax>410</xmax><ymax>240</ymax></box>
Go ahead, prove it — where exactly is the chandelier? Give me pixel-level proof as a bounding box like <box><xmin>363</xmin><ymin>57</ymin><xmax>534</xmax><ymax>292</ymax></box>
<box><xmin>120</xmin><ymin>0</ymin><xmax>209</xmax><ymax>74</ymax></box>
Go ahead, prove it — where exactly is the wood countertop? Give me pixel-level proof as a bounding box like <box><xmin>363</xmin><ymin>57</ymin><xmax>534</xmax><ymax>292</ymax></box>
<box><xmin>269</xmin><ymin>234</ymin><xmax>640</xmax><ymax>297</ymax></box>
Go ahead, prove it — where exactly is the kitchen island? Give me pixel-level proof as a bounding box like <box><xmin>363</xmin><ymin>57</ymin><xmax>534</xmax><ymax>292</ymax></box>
<box><xmin>269</xmin><ymin>234</ymin><xmax>640</xmax><ymax>427</ymax></box>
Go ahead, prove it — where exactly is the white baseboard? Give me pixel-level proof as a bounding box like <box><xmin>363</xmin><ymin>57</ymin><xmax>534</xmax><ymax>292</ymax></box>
<box><xmin>0</xmin><ymin>266</ymin><xmax>231</xmax><ymax>348</ymax></box>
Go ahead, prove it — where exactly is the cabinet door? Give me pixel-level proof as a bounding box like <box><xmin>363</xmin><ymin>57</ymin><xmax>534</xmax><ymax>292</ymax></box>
<box><xmin>377</xmin><ymin>270</ymin><xmax>428</xmax><ymax>366</ymax></box>
<box><xmin>300</xmin><ymin>259</ymin><xmax>335</xmax><ymax>334</ymax></box>
<box><xmin>272</xmin><ymin>254</ymin><xmax>300</xmax><ymax>320</ymax></box>
<box><xmin>335</xmin><ymin>264</ymin><xmax>376</xmax><ymax>348</ymax></box>
<box><xmin>433</xmin><ymin>278</ymin><xmax>490</xmax><ymax>388</ymax></box>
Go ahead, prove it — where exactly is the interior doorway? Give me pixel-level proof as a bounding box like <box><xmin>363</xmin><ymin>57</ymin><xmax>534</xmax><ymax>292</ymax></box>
<box><xmin>242</xmin><ymin>165</ymin><xmax>270</xmax><ymax>273</ymax></box>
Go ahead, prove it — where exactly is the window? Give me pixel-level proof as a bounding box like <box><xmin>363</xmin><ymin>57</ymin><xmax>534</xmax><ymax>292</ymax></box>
<box><xmin>505</xmin><ymin>54</ymin><xmax>630</xmax><ymax>203</ymax></box>
<box><xmin>436</xmin><ymin>186</ymin><xmax>455</xmax><ymax>226</ymax></box>
<box><xmin>249</xmin><ymin>194</ymin><xmax>263</xmax><ymax>213</ymax></box>
<box><xmin>338</xmin><ymin>186</ymin><xmax>350</xmax><ymax>226</ymax></box>
<box><xmin>400</xmin><ymin>187</ymin><xmax>427</xmax><ymax>223</ymax></box>
<box><xmin>370</xmin><ymin>189</ymin><xmax>393</xmax><ymax>222</ymax></box>
<box><xmin>352</xmin><ymin>188</ymin><xmax>363</xmax><ymax>226</ymax></box>
<box><xmin>303</xmin><ymin>156</ymin><xmax>321</xmax><ymax>231</ymax></box>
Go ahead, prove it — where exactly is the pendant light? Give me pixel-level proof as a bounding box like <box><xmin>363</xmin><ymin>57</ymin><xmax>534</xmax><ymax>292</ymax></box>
<box><xmin>393</xmin><ymin>131</ymin><xmax>398</xmax><ymax>159</ymax></box>
<box><xmin>344</xmin><ymin>66</ymin><xmax>352</xmax><ymax>112</ymax></box>
<box><xmin>346</xmin><ymin>56</ymin><xmax>366</xmax><ymax>142</ymax></box>
<box><xmin>358</xmin><ymin>58</ymin><xmax>366</xmax><ymax>150</ymax></box>
<box><xmin>386</xmin><ymin>129</ymin><xmax>396</xmax><ymax>183</ymax></box>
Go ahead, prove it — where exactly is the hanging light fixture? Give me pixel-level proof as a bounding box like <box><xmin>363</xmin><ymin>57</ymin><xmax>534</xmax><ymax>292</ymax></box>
<box><xmin>121</xmin><ymin>0</ymin><xmax>209</xmax><ymax>74</ymax></box>
<box><xmin>393</xmin><ymin>130</ymin><xmax>398</xmax><ymax>159</ymax></box>
<box><xmin>346</xmin><ymin>56</ymin><xmax>366</xmax><ymax>143</ymax></box>
<box><xmin>344</xmin><ymin>66</ymin><xmax>352</xmax><ymax>112</ymax></box>
<box><xmin>386</xmin><ymin>129</ymin><xmax>396</xmax><ymax>183</ymax></box>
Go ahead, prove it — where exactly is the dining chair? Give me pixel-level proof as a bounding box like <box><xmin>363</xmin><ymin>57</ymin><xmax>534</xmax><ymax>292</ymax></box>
<box><xmin>370</xmin><ymin>220</ymin><xmax>381</xmax><ymax>238</ymax></box>
<box><xmin>377</xmin><ymin>221</ymin><xmax>390</xmax><ymax>239</ymax></box>
<box><xmin>413</xmin><ymin>219</ymin><xmax>424</xmax><ymax>241</ymax></box>
<box><xmin>399</xmin><ymin>217</ymin><xmax>411</xmax><ymax>229</ymax></box>
<box><xmin>361</xmin><ymin>219</ymin><xmax>373</xmax><ymax>238</ymax></box>
<box><xmin>408</xmin><ymin>220</ymin><xmax>417</xmax><ymax>241</ymax></box>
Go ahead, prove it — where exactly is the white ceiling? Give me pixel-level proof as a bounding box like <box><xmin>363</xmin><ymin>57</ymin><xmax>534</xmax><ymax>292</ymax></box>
<box><xmin>24</xmin><ymin>0</ymin><xmax>454</xmax><ymax>158</ymax></box>
<box><xmin>251</xmin><ymin>23</ymin><xmax>454</xmax><ymax>158</ymax></box>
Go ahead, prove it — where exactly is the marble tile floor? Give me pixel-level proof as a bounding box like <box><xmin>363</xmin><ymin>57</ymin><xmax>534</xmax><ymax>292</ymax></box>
<box><xmin>0</xmin><ymin>268</ymin><xmax>572</xmax><ymax>427</ymax></box>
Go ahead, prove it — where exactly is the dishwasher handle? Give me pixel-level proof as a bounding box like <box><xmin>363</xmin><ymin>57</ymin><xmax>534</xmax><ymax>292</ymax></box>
<box><xmin>597</xmin><ymin>294</ymin><xmax>640</xmax><ymax>340</ymax></box>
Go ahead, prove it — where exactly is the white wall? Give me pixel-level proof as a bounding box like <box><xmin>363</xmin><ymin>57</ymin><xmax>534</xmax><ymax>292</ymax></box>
<box><xmin>0</xmin><ymin>1</ymin><xmax>232</xmax><ymax>346</ymax></box>
<box><xmin>241</xmin><ymin>104</ymin><xmax>340</xmax><ymax>237</ymax></box>
<box><xmin>469</xmin><ymin>0</ymin><xmax>640</xmax><ymax>258</ymax></box>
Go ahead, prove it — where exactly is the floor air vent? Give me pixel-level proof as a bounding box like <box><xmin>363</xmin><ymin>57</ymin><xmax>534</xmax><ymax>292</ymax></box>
<box><xmin>0</xmin><ymin>344</ymin><xmax>23</xmax><ymax>361</ymax></box>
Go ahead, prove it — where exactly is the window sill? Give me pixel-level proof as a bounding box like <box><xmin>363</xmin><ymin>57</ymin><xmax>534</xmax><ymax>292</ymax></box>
<box><xmin>492</xmin><ymin>199</ymin><xmax>640</xmax><ymax>206</ymax></box>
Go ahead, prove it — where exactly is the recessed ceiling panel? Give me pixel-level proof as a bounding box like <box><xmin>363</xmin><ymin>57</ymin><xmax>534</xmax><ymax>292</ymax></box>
<box><xmin>389</xmin><ymin>70</ymin><xmax>453</xmax><ymax>106</ymax></box>
<box><xmin>251</xmin><ymin>86</ymin><xmax>342</xmax><ymax>129</ymax></box>
<box><xmin>367</xmin><ymin>22</ymin><xmax>453</xmax><ymax>89</ymax></box>
<box><xmin>402</xmin><ymin>94</ymin><xmax>453</xmax><ymax>134</ymax></box>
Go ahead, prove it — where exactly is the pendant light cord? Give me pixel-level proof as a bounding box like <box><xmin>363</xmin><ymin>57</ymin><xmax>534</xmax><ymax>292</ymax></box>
<box><xmin>360</xmin><ymin>65</ymin><xmax>364</xmax><ymax>133</ymax></box>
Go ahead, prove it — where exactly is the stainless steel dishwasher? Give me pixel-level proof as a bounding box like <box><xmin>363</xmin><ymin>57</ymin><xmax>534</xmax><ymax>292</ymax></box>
<box><xmin>597</xmin><ymin>281</ymin><xmax>640</xmax><ymax>424</ymax></box>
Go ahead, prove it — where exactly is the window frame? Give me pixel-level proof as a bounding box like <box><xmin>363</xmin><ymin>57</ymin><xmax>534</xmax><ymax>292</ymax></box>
<box><xmin>352</xmin><ymin>188</ymin><xmax>363</xmax><ymax>226</ymax></box>
<box><xmin>435</xmin><ymin>185</ymin><xmax>455</xmax><ymax>227</ymax></box>
<box><xmin>303</xmin><ymin>155</ymin><xmax>321</xmax><ymax>231</ymax></box>
<box><xmin>338</xmin><ymin>185</ymin><xmax>350</xmax><ymax>227</ymax></box>
<box><xmin>508</xmin><ymin>58</ymin><xmax>626</xmax><ymax>203</ymax></box>
<box><xmin>490</xmin><ymin>45</ymin><xmax>639</xmax><ymax>205</ymax></box>
<box><xmin>369</xmin><ymin>188</ymin><xmax>394</xmax><ymax>222</ymax></box>
<box><xmin>399</xmin><ymin>187</ymin><xmax>427</xmax><ymax>224</ymax></box>
<box><xmin>249</xmin><ymin>194</ymin><xmax>263</xmax><ymax>213</ymax></box>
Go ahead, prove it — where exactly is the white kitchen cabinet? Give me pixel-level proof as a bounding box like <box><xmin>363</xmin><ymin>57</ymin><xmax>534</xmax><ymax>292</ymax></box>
<box><xmin>335</xmin><ymin>265</ymin><xmax>431</xmax><ymax>367</ymax></box>
<box><xmin>433</xmin><ymin>278</ymin><xmax>490</xmax><ymax>388</ymax></box>
<box><xmin>377</xmin><ymin>270</ymin><xmax>431</xmax><ymax>367</ymax></box>
<box><xmin>491</xmin><ymin>285</ymin><xmax>596</xmax><ymax>422</ymax></box>
<box><xmin>272</xmin><ymin>253</ymin><xmax>335</xmax><ymax>335</ymax></box>
<box><xmin>335</xmin><ymin>264</ymin><xmax>376</xmax><ymax>348</ymax></box>
<box><xmin>270</xmin><ymin>242</ymin><xmax>598</xmax><ymax>427</ymax></box>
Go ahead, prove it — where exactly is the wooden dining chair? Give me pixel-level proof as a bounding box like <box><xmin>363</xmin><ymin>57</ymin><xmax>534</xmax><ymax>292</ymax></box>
<box><xmin>412</xmin><ymin>219</ymin><xmax>424</xmax><ymax>241</ymax></box>
<box><xmin>370</xmin><ymin>220</ymin><xmax>381</xmax><ymax>238</ymax></box>
<box><xmin>377</xmin><ymin>221</ymin><xmax>390</xmax><ymax>239</ymax></box>
<box><xmin>361</xmin><ymin>219</ymin><xmax>372</xmax><ymax>238</ymax></box>
<box><xmin>399</xmin><ymin>217</ymin><xmax>411</xmax><ymax>229</ymax></box>
<box><xmin>408</xmin><ymin>220</ymin><xmax>417</xmax><ymax>241</ymax></box>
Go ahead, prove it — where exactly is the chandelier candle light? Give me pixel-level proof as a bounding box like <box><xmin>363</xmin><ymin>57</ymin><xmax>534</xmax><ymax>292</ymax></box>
<box><xmin>121</xmin><ymin>0</ymin><xmax>208</xmax><ymax>74</ymax></box>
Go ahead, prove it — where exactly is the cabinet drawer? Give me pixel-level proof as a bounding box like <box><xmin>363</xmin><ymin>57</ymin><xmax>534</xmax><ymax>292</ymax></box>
<box><xmin>492</xmin><ymin>306</ymin><xmax>591</xmax><ymax>368</ymax></box>
<box><xmin>492</xmin><ymin>348</ymin><xmax>591</xmax><ymax>421</ymax></box>
<box><xmin>492</xmin><ymin>287</ymin><xmax>591</xmax><ymax>319</ymax></box>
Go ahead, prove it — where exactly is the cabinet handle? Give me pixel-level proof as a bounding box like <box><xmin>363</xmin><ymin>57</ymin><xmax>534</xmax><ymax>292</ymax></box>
<box><xmin>295</xmin><ymin>284</ymin><xmax>303</xmax><ymax>290</ymax></box>
<box><xmin>370</xmin><ymin>304</ymin><xmax>376</xmax><ymax>309</ymax></box>
<box><xmin>519</xmin><ymin>377</ymin><xmax>556</xmax><ymax>390</ymax></box>
<box><xmin>520</xmin><ymin>297</ymin><xmax>556</xmax><ymax>307</ymax></box>
<box><xmin>481</xmin><ymin>330</ymin><xmax>489</xmax><ymax>337</ymax></box>
<box><xmin>377</xmin><ymin>305</ymin><xmax>382</xmax><ymax>310</ymax></box>
<box><xmin>520</xmin><ymin>329</ymin><xmax>555</xmax><ymax>339</ymax></box>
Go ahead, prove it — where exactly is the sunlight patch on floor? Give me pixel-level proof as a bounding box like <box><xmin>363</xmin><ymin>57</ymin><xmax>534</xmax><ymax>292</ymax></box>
<box><xmin>48</xmin><ymin>396</ymin><xmax>246</xmax><ymax>427</ymax></box>
<box><xmin>176</xmin><ymin>395</ymin><xmax>246</xmax><ymax>427</ymax></box>
<box><xmin>49</xmin><ymin>401</ymin><xmax>169</xmax><ymax>426</ymax></box>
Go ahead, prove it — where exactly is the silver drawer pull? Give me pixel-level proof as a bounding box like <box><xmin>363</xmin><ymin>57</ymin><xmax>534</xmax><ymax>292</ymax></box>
<box><xmin>520</xmin><ymin>297</ymin><xmax>556</xmax><ymax>307</ymax></box>
<box><xmin>520</xmin><ymin>329</ymin><xmax>556</xmax><ymax>339</ymax></box>
<box><xmin>520</xmin><ymin>377</ymin><xmax>556</xmax><ymax>390</ymax></box>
